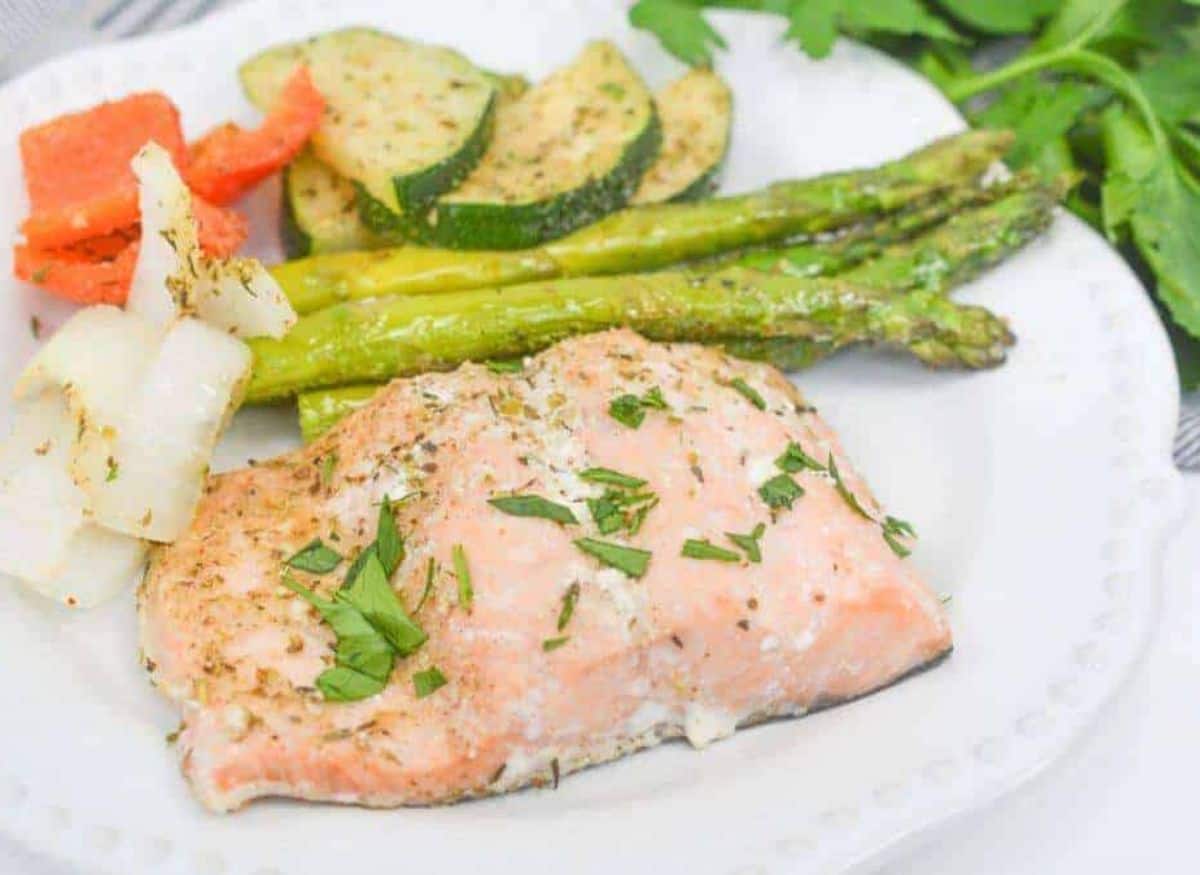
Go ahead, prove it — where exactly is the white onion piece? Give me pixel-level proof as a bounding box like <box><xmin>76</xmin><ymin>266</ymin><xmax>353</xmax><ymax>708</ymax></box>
<box><xmin>14</xmin><ymin>306</ymin><xmax>159</xmax><ymax>441</ymax></box>
<box><xmin>127</xmin><ymin>142</ymin><xmax>195</xmax><ymax>331</ymax></box>
<box><xmin>190</xmin><ymin>257</ymin><xmax>296</xmax><ymax>339</ymax></box>
<box><xmin>0</xmin><ymin>392</ymin><xmax>89</xmax><ymax>583</ymax></box>
<box><xmin>73</xmin><ymin>318</ymin><xmax>251</xmax><ymax>541</ymax></box>
<box><xmin>33</xmin><ymin>526</ymin><xmax>147</xmax><ymax>609</ymax></box>
<box><xmin>127</xmin><ymin>142</ymin><xmax>296</xmax><ymax>339</ymax></box>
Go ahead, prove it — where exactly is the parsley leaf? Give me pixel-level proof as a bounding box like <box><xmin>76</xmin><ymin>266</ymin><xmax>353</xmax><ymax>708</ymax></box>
<box><xmin>827</xmin><ymin>453</ymin><xmax>873</xmax><ymax>520</ymax></box>
<box><xmin>729</xmin><ymin>377</ymin><xmax>766</xmax><ymax>410</ymax></box>
<box><xmin>936</xmin><ymin>0</ymin><xmax>1058</xmax><ymax>34</ymax></box>
<box><xmin>489</xmin><ymin>494</ymin><xmax>578</xmax><ymax>525</ymax></box>
<box><xmin>574</xmin><ymin>537</ymin><xmax>652</xmax><ymax>578</ymax></box>
<box><xmin>338</xmin><ymin>552</ymin><xmax>427</xmax><ymax>656</ymax></box>
<box><xmin>725</xmin><ymin>522</ymin><xmax>766</xmax><ymax>563</ymax></box>
<box><xmin>557</xmin><ymin>582</ymin><xmax>581</xmax><ymax>631</ymax></box>
<box><xmin>413</xmin><ymin>666</ymin><xmax>448</xmax><ymax>699</ymax></box>
<box><xmin>775</xmin><ymin>441</ymin><xmax>825</xmax><ymax>473</ymax></box>
<box><xmin>882</xmin><ymin>515</ymin><xmax>918</xmax><ymax>557</ymax></box>
<box><xmin>641</xmin><ymin>386</ymin><xmax>668</xmax><ymax>410</ymax></box>
<box><xmin>758</xmin><ymin>473</ymin><xmax>805</xmax><ymax>510</ymax></box>
<box><xmin>579</xmin><ymin>467</ymin><xmax>647</xmax><ymax>489</ymax></box>
<box><xmin>542</xmin><ymin>636</ymin><xmax>570</xmax><ymax>652</ymax></box>
<box><xmin>609</xmin><ymin>393</ymin><xmax>646</xmax><ymax>428</ymax></box>
<box><xmin>320</xmin><ymin>451</ymin><xmax>338</xmax><ymax>487</ymax></box>
<box><xmin>681</xmin><ymin>538</ymin><xmax>741</xmax><ymax>562</ymax></box>
<box><xmin>629</xmin><ymin>0</ymin><xmax>727</xmax><ymax>67</ymax></box>
<box><xmin>317</xmin><ymin>666</ymin><xmax>387</xmax><ymax>702</ymax></box>
<box><xmin>415</xmin><ymin>557</ymin><xmax>437</xmax><ymax>613</ymax></box>
<box><xmin>286</xmin><ymin>538</ymin><xmax>343</xmax><ymax>574</ymax></box>
<box><xmin>453</xmin><ymin>543</ymin><xmax>473</xmax><ymax>610</ymax></box>
<box><xmin>375</xmin><ymin>496</ymin><xmax>404</xmax><ymax>577</ymax></box>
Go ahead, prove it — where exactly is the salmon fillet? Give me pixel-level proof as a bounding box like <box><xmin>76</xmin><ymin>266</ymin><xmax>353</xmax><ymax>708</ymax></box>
<box><xmin>138</xmin><ymin>329</ymin><xmax>951</xmax><ymax>812</ymax></box>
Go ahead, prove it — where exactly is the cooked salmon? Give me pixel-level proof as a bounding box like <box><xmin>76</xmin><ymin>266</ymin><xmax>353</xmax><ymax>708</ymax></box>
<box><xmin>138</xmin><ymin>329</ymin><xmax>951</xmax><ymax>812</ymax></box>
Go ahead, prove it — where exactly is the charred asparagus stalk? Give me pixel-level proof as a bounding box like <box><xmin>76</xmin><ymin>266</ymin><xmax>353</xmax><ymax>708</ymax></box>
<box><xmin>247</xmin><ymin>267</ymin><xmax>1013</xmax><ymax>402</ymax></box>
<box><xmin>271</xmin><ymin>130</ymin><xmax>1013</xmax><ymax>314</ymax></box>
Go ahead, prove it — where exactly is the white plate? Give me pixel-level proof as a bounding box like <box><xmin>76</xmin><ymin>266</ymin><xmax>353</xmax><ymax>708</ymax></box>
<box><xmin>0</xmin><ymin>2</ymin><xmax>1187</xmax><ymax>874</ymax></box>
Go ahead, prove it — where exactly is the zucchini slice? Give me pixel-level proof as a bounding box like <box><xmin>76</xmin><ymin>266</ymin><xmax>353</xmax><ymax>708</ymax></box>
<box><xmin>239</xmin><ymin>28</ymin><xmax>496</xmax><ymax>227</ymax></box>
<box><xmin>278</xmin><ymin>76</ymin><xmax>529</xmax><ymax>258</ymax></box>
<box><xmin>421</xmin><ymin>41</ymin><xmax>661</xmax><ymax>250</ymax></box>
<box><xmin>632</xmin><ymin>69</ymin><xmax>733</xmax><ymax>204</ymax></box>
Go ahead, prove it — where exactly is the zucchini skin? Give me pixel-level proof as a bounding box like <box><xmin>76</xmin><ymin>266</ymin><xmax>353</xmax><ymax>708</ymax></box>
<box><xmin>419</xmin><ymin>108</ymin><xmax>663</xmax><ymax>250</ymax></box>
<box><xmin>357</xmin><ymin>91</ymin><xmax>499</xmax><ymax>234</ymax></box>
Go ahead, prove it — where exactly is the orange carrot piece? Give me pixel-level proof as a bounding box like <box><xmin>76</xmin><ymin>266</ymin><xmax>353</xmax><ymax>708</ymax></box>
<box><xmin>187</xmin><ymin>67</ymin><xmax>325</xmax><ymax>205</ymax></box>
<box><xmin>19</xmin><ymin>93</ymin><xmax>187</xmax><ymax>249</ymax></box>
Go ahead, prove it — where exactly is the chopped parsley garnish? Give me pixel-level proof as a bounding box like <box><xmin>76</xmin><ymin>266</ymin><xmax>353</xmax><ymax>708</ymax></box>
<box><xmin>775</xmin><ymin>441</ymin><xmax>824</xmax><ymax>473</ymax></box>
<box><xmin>758</xmin><ymin>473</ymin><xmax>804</xmax><ymax>510</ymax></box>
<box><xmin>375</xmin><ymin>496</ymin><xmax>405</xmax><ymax>576</ymax></box>
<box><xmin>574</xmin><ymin>537</ymin><xmax>651</xmax><ymax>578</ymax></box>
<box><xmin>578</xmin><ymin>467</ymin><xmax>647</xmax><ymax>489</ymax></box>
<box><xmin>609</xmin><ymin>394</ymin><xmax>647</xmax><ymax>428</ymax></box>
<box><xmin>608</xmin><ymin>387</ymin><xmax>668</xmax><ymax>428</ymax></box>
<box><xmin>681</xmin><ymin>539</ymin><xmax>741</xmax><ymax>562</ymax></box>
<box><xmin>105</xmin><ymin>456</ymin><xmax>119</xmax><ymax>482</ymax></box>
<box><xmin>827</xmin><ymin>453</ymin><xmax>872</xmax><ymax>520</ymax></box>
<box><xmin>413</xmin><ymin>666</ymin><xmax>448</xmax><ymax>699</ymax></box>
<box><xmin>488</xmin><ymin>494</ymin><xmax>578</xmax><ymax>525</ymax></box>
<box><xmin>486</xmin><ymin>359</ymin><xmax>523</xmax><ymax>374</ymax></box>
<box><xmin>557</xmin><ymin>582</ymin><xmax>581</xmax><ymax>631</ymax></box>
<box><xmin>415</xmin><ymin>558</ymin><xmax>436</xmax><ymax>613</ymax></box>
<box><xmin>285</xmin><ymin>538</ymin><xmax>343</xmax><ymax>574</ymax></box>
<box><xmin>729</xmin><ymin>377</ymin><xmax>766</xmax><ymax>410</ymax></box>
<box><xmin>283</xmin><ymin>502</ymin><xmax>428</xmax><ymax>702</ymax></box>
<box><xmin>587</xmin><ymin>489</ymin><xmax>657</xmax><ymax>535</ymax></box>
<box><xmin>452</xmin><ymin>543</ymin><xmax>473</xmax><ymax>610</ymax></box>
<box><xmin>882</xmin><ymin>515</ymin><xmax>917</xmax><ymax>558</ymax></box>
<box><xmin>725</xmin><ymin>523</ymin><xmax>766</xmax><ymax>563</ymax></box>
<box><xmin>543</xmin><ymin>635</ymin><xmax>570</xmax><ymax>652</ymax></box>
<box><xmin>641</xmin><ymin>386</ymin><xmax>668</xmax><ymax>410</ymax></box>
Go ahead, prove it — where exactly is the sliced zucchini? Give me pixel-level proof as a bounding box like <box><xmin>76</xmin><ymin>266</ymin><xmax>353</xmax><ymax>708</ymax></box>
<box><xmin>278</xmin><ymin>76</ymin><xmax>529</xmax><ymax>258</ymax></box>
<box><xmin>281</xmin><ymin>147</ymin><xmax>399</xmax><ymax>257</ymax></box>
<box><xmin>420</xmin><ymin>41</ymin><xmax>661</xmax><ymax>250</ymax></box>
<box><xmin>632</xmin><ymin>69</ymin><xmax>733</xmax><ymax>204</ymax></box>
<box><xmin>239</xmin><ymin>28</ymin><xmax>496</xmax><ymax>228</ymax></box>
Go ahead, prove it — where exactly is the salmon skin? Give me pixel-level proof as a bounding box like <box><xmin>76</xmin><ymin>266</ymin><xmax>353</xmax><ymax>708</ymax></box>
<box><xmin>139</xmin><ymin>329</ymin><xmax>950</xmax><ymax>812</ymax></box>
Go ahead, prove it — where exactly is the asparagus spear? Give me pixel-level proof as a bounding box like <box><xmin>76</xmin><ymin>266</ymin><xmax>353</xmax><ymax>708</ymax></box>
<box><xmin>247</xmin><ymin>267</ymin><xmax>1013</xmax><ymax>402</ymax></box>
<box><xmin>299</xmin><ymin>384</ymin><xmax>379</xmax><ymax>443</ymax></box>
<box><xmin>727</xmin><ymin>177</ymin><xmax>1060</xmax><ymax>365</ymax></box>
<box><xmin>288</xmin><ymin>179</ymin><xmax>1057</xmax><ymax>435</ymax></box>
<box><xmin>270</xmin><ymin>130</ymin><xmax>1013</xmax><ymax>314</ymax></box>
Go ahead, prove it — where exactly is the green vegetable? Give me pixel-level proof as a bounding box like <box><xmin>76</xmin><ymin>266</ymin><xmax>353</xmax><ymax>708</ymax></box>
<box><xmin>681</xmin><ymin>538</ymin><xmax>741</xmax><ymax>562</ymax></box>
<box><xmin>557</xmin><ymin>582</ymin><xmax>581</xmax><ymax>631</ymax></box>
<box><xmin>725</xmin><ymin>523</ymin><xmax>766</xmax><ymax>563</ymax></box>
<box><xmin>239</xmin><ymin>28</ymin><xmax>496</xmax><ymax>225</ymax></box>
<box><xmin>298</xmin><ymin>384</ymin><xmax>378</xmax><ymax>443</ymax></box>
<box><xmin>452</xmin><ymin>543</ymin><xmax>473</xmax><ymax>610</ymax></box>
<box><xmin>573</xmin><ymin>537</ymin><xmax>652</xmax><ymax>578</ymax></box>
<box><xmin>758</xmin><ymin>473</ymin><xmax>805</xmax><ymax>510</ymax></box>
<box><xmin>632</xmin><ymin>68</ymin><xmax>733</xmax><ymax>204</ymax></box>
<box><xmin>629</xmin><ymin>0</ymin><xmax>1200</xmax><ymax>390</ymax></box>
<box><xmin>827</xmin><ymin>452</ymin><xmax>873</xmax><ymax>520</ymax></box>
<box><xmin>882</xmin><ymin>515</ymin><xmax>918</xmax><ymax>557</ymax></box>
<box><xmin>268</xmin><ymin>130</ymin><xmax>1010</xmax><ymax>314</ymax></box>
<box><xmin>488</xmin><ymin>494</ymin><xmax>578</xmax><ymax>525</ymax></box>
<box><xmin>285</xmin><ymin>538</ymin><xmax>343</xmax><ymax>574</ymax></box>
<box><xmin>412</xmin><ymin>666</ymin><xmax>448</xmax><ymax>699</ymax></box>
<box><xmin>578</xmin><ymin>467</ymin><xmax>648</xmax><ymax>489</ymax></box>
<box><xmin>728</xmin><ymin>377</ymin><xmax>766</xmax><ymax>410</ymax></box>
<box><xmin>247</xmin><ymin>267</ymin><xmax>1015</xmax><ymax>401</ymax></box>
<box><xmin>419</xmin><ymin>41</ymin><xmax>661</xmax><ymax>249</ymax></box>
<box><xmin>775</xmin><ymin>441</ymin><xmax>825</xmax><ymax>474</ymax></box>
<box><xmin>375</xmin><ymin>496</ymin><xmax>404</xmax><ymax>577</ymax></box>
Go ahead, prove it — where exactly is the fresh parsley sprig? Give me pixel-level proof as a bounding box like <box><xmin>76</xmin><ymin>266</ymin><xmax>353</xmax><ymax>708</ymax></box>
<box><xmin>630</xmin><ymin>0</ymin><xmax>1200</xmax><ymax>390</ymax></box>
